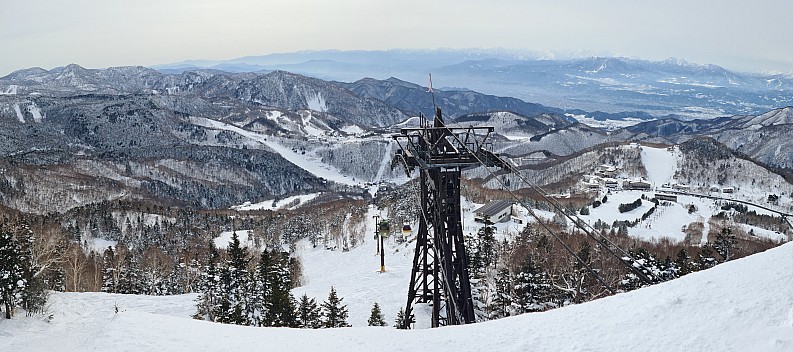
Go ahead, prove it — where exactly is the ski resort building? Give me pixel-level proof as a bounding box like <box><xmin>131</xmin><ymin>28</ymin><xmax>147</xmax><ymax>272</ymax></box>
<box><xmin>595</xmin><ymin>164</ymin><xmax>617</xmax><ymax>177</ymax></box>
<box><xmin>474</xmin><ymin>200</ymin><xmax>514</xmax><ymax>223</ymax></box>
<box><xmin>624</xmin><ymin>179</ymin><xmax>652</xmax><ymax>190</ymax></box>
<box><xmin>654</xmin><ymin>193</ymin><xmax>678</xmax><ymax>202</ymax></box>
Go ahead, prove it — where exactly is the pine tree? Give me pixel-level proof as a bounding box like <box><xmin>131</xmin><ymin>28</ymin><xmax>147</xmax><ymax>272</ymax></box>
<box><xmin>619</xmin><ymin>248</ymin><xmax>665</xmax><ymax>291</ymax></box>
<box><xmin>194</xmin><ymin>242</ymin><xmax>220</xmax><ymax>321</ymax></box>
<box><xmin>16</xmin><ymin>223</ymin><xmax>47</xmax><ymax>316</ymax></box>
<box><xmin>101</xmin><ymin>247</ymin><xmax>117</xmax><ymax>293</ymax></box>
<box><xmin>367</xmin><ymin>302</ymin><xmax>387</xmax><ymax>326</ymax></box>
<box><xmin>320</xmin><ymin>286</ymin><xmax>350</xmax><ymax>328</ymax></box>
<box><xmin>488</xmin><ymin>268</ymin><xmax>512</xmax><ymax>319</ymax></box>
<box><xmin>394</xmin><ymin>307</ymin><xmax>407</xmax><ymax>329</ymax></box>
<box><xmin>477</xmin><ymin>222</ymin><xmax>497</xmax><ymax>269</ymax></box>
<box><xmin>511</xmin><ymin>256</ymin><xmax>556</xmax><ymax>314</ymax></box>
<box><xmin>251</xmin><ymin>249</ymin><xmax>296</xmax><ymax>327</ymax></box>
<box><xmin>225</xmin><ymin>232</ymin><xmax>251</xmax><ymax>326</ymax></box>
<box><xmin>674</xmin><ymin>248</ymin><xmax>693</xmax><ymax>276</ymax></box>
<box><xmin>710</xmin><ymin>227</ymin><xmax>739</xmax><ymax>262</ymax></box>
<box><xmin>296</xmin><ymin>294</ymin><xmax>322</xmax><ymax>329</ymax></box>
<box><xmin>695</xmin><ymin>247</ymin><xmax>718</xmax><ymax>270</ymax></box>
<box><xmin>0</xmin><ymin>225</ymin><xmax>24</xmax><ymax>319</ymax></box>
<box><xmin>568</xmin><ymin>242</ymin><xmax>595</xmax><ymax>304</ymax></box>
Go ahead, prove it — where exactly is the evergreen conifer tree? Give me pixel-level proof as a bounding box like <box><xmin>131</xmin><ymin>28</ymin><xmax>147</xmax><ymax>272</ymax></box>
<box><xmin>0</xmin><ymin>225</ymin><xmax>24</xmax><ymax>319</ymax></box>
<box><xmin>394</xmin><ymin>307</ymin><xmax>407</xmax><ymax>329</ymax></box>
<box><xmin>675</xmin><ymin>248</ymin><xmax>693</xmax><ymax>276</ymax></box>
<box><xmin>16</xmin><ymin>223</ymin><xmax>46</xmax><ymax>316</ymax></box>
<box><xmin>367</xmin><ymin>302</ymin><xmax>387</xmax><ymax>326</ymax></box>
<box><xmin>296</xmin><ymin>294</ymin><xmax>322</xmax><ymax>329</ymax></box>
<box><xmin>511</xmin><ymin>256</ymin><xmax>555</xmax><ymax>314</ymax></box>
<box><xmin>320</xmin><ymin>286</ymin><xmax>350</xmax><ymax>328</ymax></box>
<box><xmin>711</xmin><ymin>227</ymin><xmax>739</xmax><ymax>262</ymax></box>
<box><xmin>194</xmin><ymin>242</ymin><xmax>220</xmax><ymax>321</ymax></box>
<box><xmin>101</xmin><ymin>247</ymin><xmax>117</xmax><ymax>293</ymax></box>
<box><xmin>695</xmin><ymin>247</ymin><xmax>718</xmax><ymax>270</ymax></box>
<box><xmin>488</xmin><ymin>268</ymin><xmax>512</xmax><ymax>319</ymax></box>
<box><xmin>224</xmin><ymin>232</ymin><xmax>251</xmax><ymax>326</ymax></box>
<box><xmin>251</xmin><ymin>249</ymin><xmax>297</xmax><ymax>327</ymax></box>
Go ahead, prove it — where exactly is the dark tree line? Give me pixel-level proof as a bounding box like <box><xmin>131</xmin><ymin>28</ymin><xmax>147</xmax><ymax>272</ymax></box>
<box><xmin>464</xmin><ymin>216</ymin><xmax>772</xmax><ymax>324</ymax></box>
<box><xmin>193</xmin><ymin>233</ymin><xmax>350</xmax><ymax>328</ymax></box>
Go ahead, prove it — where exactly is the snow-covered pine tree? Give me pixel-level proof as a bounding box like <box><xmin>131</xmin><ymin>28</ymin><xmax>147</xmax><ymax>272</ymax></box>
<box><xmin>488</xmin><ymin>268</ymin><xmax>512</xmax><ymax>319</ymax></box>
<box><xmin>117</xmin><ymin>255</ymin><xmax>142</xmax><ymax>294</ymax></box>
<box><xmin>0</xmin><ymin>225</ymin><xmax>24</xmax><ymax>319</ymax></box>
<box><xmin>559</xmin><ymin>242</ymin><xmax>596</xmax><ymax>304</ymax></box>
<box><xmin>619</xmin><ymin>248</ymin><xmax>668</xmax><ymax>291</ymax></box>
<box><xmin>510</xmin><ymin>256</ymin><xmax>556</xmax><ymax>314</ymax></box>
<box><xmin>253</xmin><ymin>249</ymin><xmax>297</xmax><ymax>327</ymax></box>
<box><xmin>674</xmin><ymin>248</ymin><xmax>693</xmax><ymax>276</ymax></box>
<box><xmin>16</xmin><ymin>223</ymin><xmax>47</xmax><ymax>316</ymax></box>
<box><xmin>477</xmin><ymin>221</ymin><xmax>497</xmax><ymax>270</ymax></box>
<box><xmin>367</xmin><ymin>302</ymin><xmax>387</xmax><ymax>326</ymax></box>
<box><xmin>101</xmin><ymin>247</ymin><xmax>117</xmax><ymax>293</ymax></box>
<box><xmin>296</xmin><ymin>293</ymin><xmax>322</xmax><ymax>329</ymax></box>
<box><xmin>694</xmin><ymin>247</ymin><xmax>718</xmax><ymax>270</ymax></box>
<box><xmin>194</xmin><ymin>242</ymin><xmax>220</xmax><ymax>321</ymax></box>
<box><xmin>320</xmin><ymin>286</ymin><xmax>350</xmax><ymax>328</ymax></box>
<box><xmin>223</xmin><ymin>232</ymin><xmax>251</xmax><ymax>326</ymax></box>
<box><xmin>710</xmin><ymin>227</ymin><xmax>739</xmax><ymax>262</ymax></box>
<box><xmin>394</xmin><ymin>307</ymin><xmax>406</xmax><ymax>329</ymax></box>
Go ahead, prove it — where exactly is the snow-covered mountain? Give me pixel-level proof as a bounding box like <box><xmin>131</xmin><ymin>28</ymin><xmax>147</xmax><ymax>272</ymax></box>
<box><xmin>154</xmin><ymin>49</ymin><xmax>793</xmax><ymax>119</ymax></box>
<box><xmin>0</xmin><ymin>65</ymin><xmax>408</xmax><ymax>127</ymax></box>
<box><xmin>624</xmin><ymin>107</ymin><xmax>793</xmax><ymax>170</ymax></box>
<box><xmin>1</xmin><ymin>60</ymin><xmax>793</xmax><ymax>352</ymax></box>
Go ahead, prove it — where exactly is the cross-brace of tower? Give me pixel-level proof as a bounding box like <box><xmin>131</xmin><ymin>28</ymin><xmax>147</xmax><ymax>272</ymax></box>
<box><xmin>392</xmin><ymin>107</ymin><xmax>508</xmax><ymax>329</ymax></box>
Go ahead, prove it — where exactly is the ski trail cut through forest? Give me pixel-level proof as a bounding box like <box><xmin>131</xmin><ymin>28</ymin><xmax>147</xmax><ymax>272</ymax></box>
<box><xmin>374</xmin><ymin>140</ymin><xmax>394</xmax><ymax>183</ymax></box>
<box><xmin>189</xmin><ymin>116</ymin><xmax>358</xmax><ymax>186</ymax></box>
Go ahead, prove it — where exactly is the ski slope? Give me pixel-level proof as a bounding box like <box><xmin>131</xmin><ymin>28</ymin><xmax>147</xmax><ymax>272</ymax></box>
<box><xmin>4</xmin><ymin>242</ymin><xmax>792</xmax><ymax>351</ymax></box>
<box><xmin>641</xmin><ymin>145</ymin><xmax>677</xmax><ymax>185</ymax></box>
<box><xmin>190</xmin><ymin>116</ymin><xmax>359</xmax><ymax>186</ymax></box>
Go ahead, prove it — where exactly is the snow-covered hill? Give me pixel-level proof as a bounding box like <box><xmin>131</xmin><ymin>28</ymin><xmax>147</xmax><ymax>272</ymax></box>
<box><xmin>4</xmin><ymin>241</ymin><xmax>792</xmax><ymax>352</ymax></box>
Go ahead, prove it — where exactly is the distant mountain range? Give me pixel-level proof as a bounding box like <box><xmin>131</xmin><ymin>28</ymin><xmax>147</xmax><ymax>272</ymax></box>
<box><xmin>1</xmin><ymin>63</ymin><xmax>792</xmax><ymax>213</ymax></box>
<box><xmin>623</xmin><ymin>107</ymin><xmax>793</xmax><ymax>170</ymax></box>
<box><xmin>152</xmin><ymin>49</ymin><xmax>793</xmax><ymax>119</ymax></box>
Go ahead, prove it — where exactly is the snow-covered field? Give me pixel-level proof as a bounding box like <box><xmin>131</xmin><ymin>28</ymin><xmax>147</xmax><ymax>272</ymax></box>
<box><xmin>4</xmin><ymin>241</ymin><xmax>792</xmax><ymax>352</ymax></box>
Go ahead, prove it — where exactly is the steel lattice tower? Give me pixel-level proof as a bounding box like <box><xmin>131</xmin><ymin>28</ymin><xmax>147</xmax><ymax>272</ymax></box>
<box><xmin>392</xmin><ymin>107</ymin><xmax>506</xmax><ymax>328</ymax></box>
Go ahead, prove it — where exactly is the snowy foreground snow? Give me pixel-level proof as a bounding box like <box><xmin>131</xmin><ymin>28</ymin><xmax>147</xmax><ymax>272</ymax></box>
<box><xmin>4</xmin><ymin>243</ymin><xmax>793</xmax><ymax>351</ymax></box>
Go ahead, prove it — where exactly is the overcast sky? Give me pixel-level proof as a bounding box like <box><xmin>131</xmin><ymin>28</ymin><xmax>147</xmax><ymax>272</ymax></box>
<box><xmin>2</xmin><ymin>0</ymin><xmax>791</xmax><ymax>76</ymax></box>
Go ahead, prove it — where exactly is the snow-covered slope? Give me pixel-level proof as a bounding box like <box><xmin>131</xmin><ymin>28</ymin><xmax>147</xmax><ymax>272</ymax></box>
<box><xmin>190</xmin><ymin>116</ymin><xmax>358</xmax><ymax>185</ymax></box>
<box><xmin>4</xmin><ymin>242</ymin><xmax>792</xmax><ymax>351</ymax></box>
<box><xmin>641</xmin><ymin>146</ymin><xmax>677</xmax><ymax>185</ymax></box>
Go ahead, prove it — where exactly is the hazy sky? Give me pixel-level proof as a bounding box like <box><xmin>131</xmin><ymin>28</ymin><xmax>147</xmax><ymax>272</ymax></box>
<box><xmin>2</xmin><ymin>0</ymin><xmax>792</xmax><ymax>76</ymax></box>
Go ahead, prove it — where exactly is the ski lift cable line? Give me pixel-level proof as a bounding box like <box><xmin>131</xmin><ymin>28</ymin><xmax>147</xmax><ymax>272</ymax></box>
<box><xmin>437</xmin><ymin>122</ymin><xmax>656</xmax><ymax>285</ymax></box>
<box><xmin>432</xmin><ymin>126</ymin><xmax>616</xmax><ymax>294</ymax></box>
<box><xmin>442</xmin><ymin>124</ymin><xmax>654</xmax><ymax>287</ymax></box>
<box><xmin>499</xmin><ymin>159</ymin><xmax>658</xmax><ymax>285</ymax></box>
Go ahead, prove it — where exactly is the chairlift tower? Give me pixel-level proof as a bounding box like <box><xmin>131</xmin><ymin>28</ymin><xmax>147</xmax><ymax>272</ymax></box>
<box><xmin>392</xmin><ymin>107</ymin><xmax>507</xmax><ymax>328</ymax></box>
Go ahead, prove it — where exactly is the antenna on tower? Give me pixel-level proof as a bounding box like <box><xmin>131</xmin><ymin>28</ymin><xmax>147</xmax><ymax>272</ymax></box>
<box><xmin>428</xmin><ymin>73</ymin><xmax>437</xmax><ymax>111</ymax></box>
